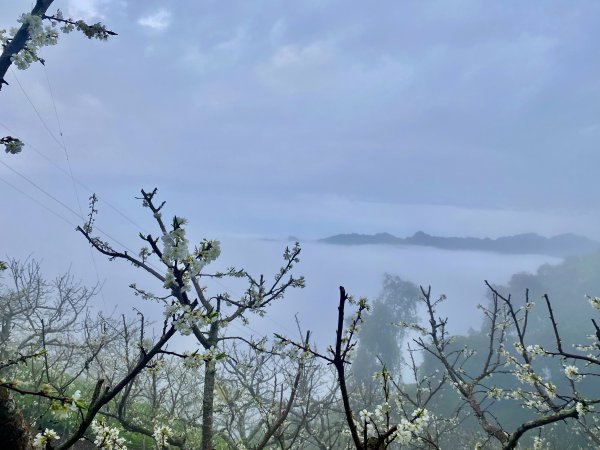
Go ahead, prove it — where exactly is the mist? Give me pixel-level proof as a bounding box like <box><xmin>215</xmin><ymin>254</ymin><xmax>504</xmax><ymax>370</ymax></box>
<box><xmin>2</xmin><ymin>1</ymin><xmax>599</xmax><ymax>449</ymax></box>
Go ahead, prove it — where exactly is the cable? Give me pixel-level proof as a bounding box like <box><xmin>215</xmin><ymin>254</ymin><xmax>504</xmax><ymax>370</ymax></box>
<box><xmin>0</xmin><ymin>118</ymin><xmax>150</xmax><ymax>235</ymax></box>
<box><xmin>43</xmin><ymin>63</ymin><xmax>106</xmax><ymax>306</ymax></box>
<box><xmin>10</xmin><ymin>69</ymin><xmax>64</xmax><ymax>153</ymax></box>
<box><xmin>0</xmin><ymin>158</ymin><xmax>83</xmax><ymax>221</ymax></box>
<box><xmin>43</xmin><ymin>65</ymin><xmax>84</xmax><ymax>216</ymax></box>
<box><xmin>0</xmin><ymin>158</ymin><xmax>145</xmax><ymax>262</ymax></box>
<box><xmin>0</xmin><ymin>174</ymin><xmax>78</xmax><ymax>228</ymax></box>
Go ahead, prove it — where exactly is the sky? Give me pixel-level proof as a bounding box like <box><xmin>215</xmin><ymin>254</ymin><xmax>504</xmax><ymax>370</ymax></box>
<box><xmin>1</xmin><ymin>0</ymin><xmax>597</xmax><ymax>346</ymax></box>
<box><xmin>1</xmin><ymin>0</ymin><xmax>600</xmax><ymax>244</ymax></box>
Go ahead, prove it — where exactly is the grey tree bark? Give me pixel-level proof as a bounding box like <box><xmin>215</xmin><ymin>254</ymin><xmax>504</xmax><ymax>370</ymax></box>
<box><xmin>200</xmin><ymin>323</ymin><xmax>219</xmax><ymax>450</ymax></box>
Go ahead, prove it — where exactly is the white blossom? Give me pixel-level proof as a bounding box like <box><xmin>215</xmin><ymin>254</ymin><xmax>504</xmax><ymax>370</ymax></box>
<box><xmin>153</xmin><ymin>424</ymin><xmax>174</xmax><ymax>448</ymax></box>
<box><xmin>91</xmin><ymin>420</ymin><xmax>128</xmax><ymax>449</ymax></box>
<box><xmin>358</xmin><ymin>409</ymin><xmax>372</xmax><ymax>421</ymax></box>
<box><xmin>488</xmin><ymin>386</ymin><xmax>503</xmax><ymax>400</ymax></box>
<box><xmin>2</xmin><ymin>137</ymin><xmax>24</xmax><ymax>154</ymax></box>
<box><xmin>564</xmin><ymin>365</ymin><xmax>582</xmax><ymax>381</ymax></box>
<box><xmin>588</xmin><ymin>296</ymin><xmax>600</xmax><ymax>311</ymax></box>
<box><xmin>33</xmin><ymin>429</ymin><xmax>60</xmax><ymax>449</ymax></box>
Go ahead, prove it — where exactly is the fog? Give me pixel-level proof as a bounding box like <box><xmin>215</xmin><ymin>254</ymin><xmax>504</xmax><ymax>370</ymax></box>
<box><xmin>2</xmin><ymin>1</ymin><xmax>599</xmax><ymax>448</ymax></box>
<box><xmin>4</xmin><ymin>233</ymin><xmax>561</xmax><ymax>346</ymax></box>
<box><xmin>2</xmin><ymin>231</ymin><xmax>559</xmax><ymax>347</ymax></box>
<box><xmin>214</xmin><ymin>239</ymin><xmax>560</xmax><ymax>344</ymax></box>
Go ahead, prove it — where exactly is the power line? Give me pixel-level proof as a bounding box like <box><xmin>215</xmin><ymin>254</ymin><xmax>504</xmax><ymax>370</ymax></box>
<box><xmin>43</xmin><ymin>63</ymin><xmax>106</xmax><ymax>306</ymax></box>
<box><xmin>0</xmin><ymin>159</ymin><xmax>142</xmax><ymax>259</ymax></box>
<box><xmin>0</xmin><ymin>158</ymin><xmax>83</xmax><ymax>222</ymax></box>
<box><xmin>43</xmin><ymin>65</ymin><xmax>84</xmax><ymax>215</ymax></box>
<box><xmin>0</xmin><ymin>119</ymin><xmax>150</xmax><ymax>235</ymax></box>
<box><xmin>0</xmin><ymin>173</ymin><xmax>78</xmax><ymax>228</ymax></box>
<box><xmin>10</xmin><ymin>69</ymin><xmax>64</xmax><ymax>154</ymax></box>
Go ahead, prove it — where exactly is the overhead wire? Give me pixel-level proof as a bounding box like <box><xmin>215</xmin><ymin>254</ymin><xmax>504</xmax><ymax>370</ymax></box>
<box><xmin>6</xmin><ymin>67</ymin><xmax>160</xmax><ymax>308</ymax></box>
<box><xmin>0</xmin><ymin>119</ymin><xmax>150</xmax><ymax>235</ymax></box>
<box><xmin>42</xmin><ymin>64</ymin><xmax>84</xmax><ymax>215</ymax></box>
<box><xmin>10</xmin><ymin>69</ymin><xmax>64</xmax><ymax>153</ymax></box>
<box><xmin>41</xmin><ymin>63</ymin><xmax>107</xmax><ymax>306</ymax></box>
<box><xmin>0</xmin><ymin>158</ymin><xmax>147</xmax><ymax>265</ymax></box>
<box><xmin>0</xmin><ymin>173</ymin><xmax>78</xmax><ymax>228</ymax></box>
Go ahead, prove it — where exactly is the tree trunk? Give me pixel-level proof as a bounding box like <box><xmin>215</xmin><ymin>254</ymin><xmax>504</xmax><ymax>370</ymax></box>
<box><xmin>0</xmin><ymin>386</ymin><xmax>32</xmax><ymax>450</ymax></box>
<box><xmin>200</xmin><ymin>323</ymin><xmax>219</xmax><ymax>450</ymax></box>
<box><xmin>201</xmin><ymin>357</ymin><xmax>217</xmax><ymax>450</ymax></box>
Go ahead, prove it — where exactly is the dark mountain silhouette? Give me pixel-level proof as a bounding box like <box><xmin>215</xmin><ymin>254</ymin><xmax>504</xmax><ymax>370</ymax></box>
<box><xmin>319</xmin><ymin>231</ymin><xmax>600</xmax><ymax>257</ymax></box>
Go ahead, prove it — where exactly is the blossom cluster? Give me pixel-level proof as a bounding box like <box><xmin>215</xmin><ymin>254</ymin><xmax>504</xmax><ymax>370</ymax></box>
<box><xmin>394</xmin><ymin>408</ymin><xmax>431</xmax><ymax>445</ymax></box>
<box><xmin>163</xmin><ymin>302</ymin><xmax>214</xmax><ymax>336</ymax></box>
<box><xmin>355</xmin><ymin>400</ymin><xmax>430</xmax><ymax>446</ymax></box>
<box><xmin>152</xmin><ymin>424</ymin><xmax>174</xmax><ymax>448</ymax></box>
<box><xmin>182</xmin><ymin>346</ymin><xmax>224</xmax><ymax>369</ymax></box>
<box><xmin>564</xmin><ymin>365</ymin><xmax>583</xmax><ymax>381</ymax></box>
<box><xmin>7</xmin><ymin>13</ymin><xmax>58</xmax><ymax>70</ymax></box>
<box><xmin>91</xmin><ymin>420</ymin><xmax>128</xmax><ymax>450</ymax></box>
<box><xmin>160</xmin><ymin>217</ymin><xmax>220</xmax><ymax>291</ymax></box>
<box><xmin>32</xmin><ymin>428</ymin><xmax>60</xmax><ymax>449</ymax></box>
<box><xmin>588</xmin><ymin>296</ymin><xmax>600</xmax><ymax>311</ymax></box>
<box><xmin>1</xmin><ymin>136</ymin><xmax>24</xmax><ymax>154</ymax></box>
<box><xmin>2</xmin><ymin>10</ymin><xmax>114</xmax><ymax>71</ymax></box>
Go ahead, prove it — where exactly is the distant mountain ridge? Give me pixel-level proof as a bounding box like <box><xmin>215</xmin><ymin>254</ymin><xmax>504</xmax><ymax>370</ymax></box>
<box><xmin>319</xmin><ymin>231</ymin><xmax>600</xmax><ymax>257</ymax></box>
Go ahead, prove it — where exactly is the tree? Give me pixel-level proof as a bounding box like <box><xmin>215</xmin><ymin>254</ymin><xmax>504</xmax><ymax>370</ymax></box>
<box><xmin>78</xmin><ymin>188</ymin><xmax>305</xmax><ymax>450</ymax></box>
<box><xmin>353</xmin><ymin>274</ymin><xmax>418</xmax><ymax>383</ymax></box>
<box><xmin>216</xmin><ymin>339</ymin><xmax>309</xmax><ymax>449</ymax></box>
<box><xmin>0</xmin><ymin>258</ymin><xmax>96</xmax><ymax>450</ymax></box>
<box><xmin>0</xmin><ymin>258</ymin><xmax>183</xmax><ymax>449</ymax></box>
<box><xmin>278</xmin><ymin>288</ymin><xmax>409</xmax><ymax>450</ymax></box>
<box><xmin>398</xmin><ymin>283</ymin><xmax>600</xmax><ymax>449</ymax></box>
<box><xmin>278</xmin><ymin>279</ymin><xmax>600</xmax><ymax>449</ymax></box>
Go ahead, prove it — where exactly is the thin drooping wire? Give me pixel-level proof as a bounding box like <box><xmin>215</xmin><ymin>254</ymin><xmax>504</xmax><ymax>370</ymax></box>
<box><xmin>6</xmin><ymin>70</ymin><xmax>149</xmax><ymax>234</ymax></box>
<box><xmin>0</xmin><ymin>174</ymin><xmax>78</xmax><ymax>228</ymax></box>
<box><xmin>10</xmin><ymin>69</ymin><xmax>64</xmax><ymax>153</ymax></box>
<box><xmin>43</xmin><ymin>65</ymin><xmax>84</xmax><ymax>214</ymax></box>
<box><xmin>0</xmin><ymin>159</ymin><xmax>139</xmax><ymax>258</ymax></box>
<box><xmin>41</xmin><ymin>64</ymin><xmax>108</xmax><ymax>305</ymax></box>
<box><xmin>0</xmin><ymin>119</ymin><xmax>150</xmax><ymax>235</ymax></box>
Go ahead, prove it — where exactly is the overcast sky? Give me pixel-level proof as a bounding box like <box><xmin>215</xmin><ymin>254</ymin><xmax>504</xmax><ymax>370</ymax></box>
<box><xmin>2</xmin><ymin>0</ymin><xmax>600</xmax><ymax>251</ymax></box>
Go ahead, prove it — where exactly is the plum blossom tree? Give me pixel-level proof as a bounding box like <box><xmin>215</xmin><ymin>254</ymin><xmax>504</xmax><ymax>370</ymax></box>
<box><xmin>214</xmin><ymin>338</ymin><xmax>311</xmax><ymax>449</ymax></box>
<box><xmin>276</xmin><ymin>287</ymin><xmax>431</xmax><ymax>450</ymax></box>
<box><xmin>394</xmin><ymin>283</ymin><xmax>600</xmax><ymax>449</ymax></box>
<box><xmin>78</xmin><ymin>188</ymin><xmax>305</xmax><ymax>450</ymax></box>
<box><xmin>277</xmin><ymin>279</ymin><xmax>600</xmax><ymax>450</ymax></box>
<box><xmin>0</xmin><ymin>258</ymin><xmax>97</xmax><ymax>449</ymax></box>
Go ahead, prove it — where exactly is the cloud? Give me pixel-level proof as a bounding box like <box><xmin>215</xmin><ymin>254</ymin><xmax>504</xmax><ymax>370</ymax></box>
<box><xmin>137</xmin><ymin>8</ymin><xmax>172</xmax><ymax>30</ymax></box>
<box><xmin>255</xmin><ymin>41</ymin><xmax>336</xmax><ymax>94</ymax></box>
<box><xmin>67</xmin><ymin>0</ymin><xmax>111</xmax><ymax>20</ymax></box>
